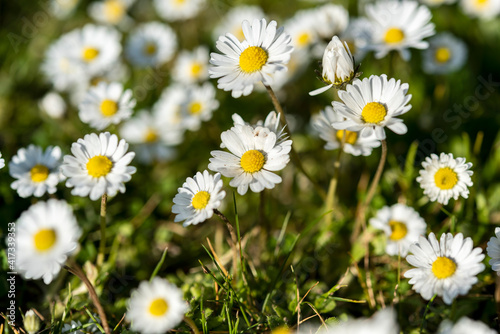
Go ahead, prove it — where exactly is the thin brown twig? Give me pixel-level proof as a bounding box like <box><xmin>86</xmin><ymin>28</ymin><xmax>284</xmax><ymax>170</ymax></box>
<box><xmin>97</xmin><ymin>194</ymin><xmax>107</xmax><ymax>267</ymax></box>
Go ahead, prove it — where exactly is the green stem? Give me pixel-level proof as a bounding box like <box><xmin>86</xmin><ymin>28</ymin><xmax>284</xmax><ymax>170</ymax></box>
<box><xmin>325</xmin><ymin>134</ymin><xmax>345</xmax><ymax>222</ymax></box>
<box><xmin>184</xmin><ymin>316</ymin><xmax>201</xmax><ymax>334</ymax></box>
<box><xmin>97</xmin><ymin>194</ymin><xmax>107</xmax><ymax>267</ymax></box>
<box><xmin>420</xmin><ymin>294</ymin><xmax>437</xmax><ymax>334</ymax></box>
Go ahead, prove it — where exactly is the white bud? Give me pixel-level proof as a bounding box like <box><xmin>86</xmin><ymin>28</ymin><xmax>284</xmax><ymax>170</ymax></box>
<box><xmin>23</xmin><ymin>310</ymin><xmax>40</xmax><ymax>334</ymax></box>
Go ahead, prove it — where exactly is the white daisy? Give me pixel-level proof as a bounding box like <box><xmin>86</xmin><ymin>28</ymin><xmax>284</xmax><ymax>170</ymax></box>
<box><xmin>332</xmin><ymin>74</ymin><xmax>412</xmax><ymax>140</ymax></box>
<box><xmin>486</xmin><ymin>227</ymin><xmax>500</xmax><ymax>275</ymax></box>
<box><xmin>312</xmin><ymin>106</ymin><xmax>380</xmax><ymax>156</ymax></box>
<box><xmin>88</xmin><ymin>0</ymin><xmax>135</xmax><ymax>26</ymax></box>
<box><xmin>171</xmin><ymin>46</ymin><xmax>209</xmax><ymax>84</ymax></box>
<box><xmin>438</xmin><ymin>317</ymin><xmax>497</xmax><ymax>334</ymax></box>
<box><xmin>369</xmin><ymin>203</ymin><xmax>427</xmax><ymax>256</ymax></box>
<box><xmin>423</xmin><ymin>33</ymin><xmax>468</xmax><ymax>74</ymax></box>
<box><xmin>126</xmin><ymin>277</ymin><xmax>188</xmax><ymax>334</ymax></box>
<box><xmin>208</xmin><ymin>124</ymin><xmax>292</xmax><ymax>195</ymax></box>
<box><xmin>230</xmin><ymin>110</ymin><xmax>287</xmax><ymax>145</ymax></box>
<box><xmin>126</xmin><ymin>22</ymin><xmax>177</xmax><ymax>68</ymax></box>
<box><xmin>49</xmin><ymin>0</ymin><xmax>80</xmax><ymax>19</ymax></box>
<box><xmin>0</xmin><ymin>152</ymin><xmax>5</xmax><ymax>169</ymax></box>
<box><xmin>172</xmin><ymin>170</ymin><xmax>226</xmax><ymax>226</ymax></box>
<box><xmin>270</xmin><ymin>48</ymin><xmax>310</xmax><ymax>90</ymax></box>
<box><xmin>416</xmin><ymin>153</ymin><xmax>473</xmax><ymax>205</ymax></box>
<box><xmin>14</xmin><ymin>199</ymin><xmax>81</xmax><ymax>284</ymax></box>
<box><xmin>212</xmin><ymin>5</ymin><xmax>265</xmax><ymax>42</ymax></box>
<box><xmin>39</xmin><ymin>91</ymin><xmax>67</xmax><ymax>119</ymax></box>
<box><xmin>79</xmin><ymin>81</ymin><xmax>136</xmax><ymax>130</ymax></box>
<box><xmin>180</xmin><ymin>83</ymin><xmax>219</xmax><ymax>132</ymax></box>
<box><xmin>209</xmin><ymin>18</ymin><xmax>294</xmax><ymax>98</ymax></box>
<box><xmin>153</xmin><ymin>84</ymin><xmax>188</xmax><ymax>137</ymax></box>
<box><xmin>61</xmin><ymin>132</ymin><xmax>136</xmax><ymax>200</ymax></box>
<box><xmin>311</xmin><ymin>4</ymin><xmax>349</xmax><ymax>40</ymax></box>
<box><xmin>340</xmin><ymin>17</ymin><xmax>374</xmax><ymax>62</ymax></box>
<box><xmin>119</xmin><ymin>110</ymin><xmax>179</xmax><ymax>164</ymax></box>
<box><xmin>317</xmin><ymin>308</ymin><xmax>399</xmax><ymax>334</ymax></box>
<box><xmin>460</xmin><ymin>0</ymin><xmax>500</xmax><ymax>19</ymax></box>
<box><xmin>9</xmin><ymin>145</ymin><xmax>65</xmax><ymax>198</ymax></box>
<box><xmin>421</xmin><ymin>0</ymin><xmax>457</xmax><ymax>6</ymax></box>
<box><xmin>285</xmin><ymin>10</ymin><xmax>319</xmax><ymax>53</ymax></box>
<box><xmin>153</xmin><ymin>0</ymin><xmax>205</xmax><ymax>21</ymax></box>
<box><xmin>365</xmin><ymin>0</ymin><xmax>435</xmax><ymax>60</ymax></box>
<box><xmin>404</xmin><ymin>232</ymin><xmax>485</xmax><ymax>305</ymax></box>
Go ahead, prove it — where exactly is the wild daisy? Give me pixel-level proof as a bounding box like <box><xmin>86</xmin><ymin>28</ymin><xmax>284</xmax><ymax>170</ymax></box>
<box><xmin>79</xmin><ymin>81</ymin><xmax>136</xmax><ymax>130</ymax></box>
<box><xmin>460</xmin><ymin>0</ymin><xmax>500</xmax><ymax>19</ymax></box>
<box><xmin>9</xmin><ymin>145</ymin><xmax>65</xmax><ymax>198</ymax></box>
<box><xmin>49</xmin><ymin>0</ymin><xmax>79</xmax><ymax>19</ymax></box>
<box><xmin>153</xmin><ymin>84</ymin><xmax>188</xmax><ymax>137</ymax></box>
<box><xmin>332</xmin><ymin>74</ymin><xmax>412</xmax><ymax>140</ymax></box>
<box><xmin>153</xmin><ymin>0</ymin><xmax>205</xmax><ymax>21</ymax></box>
<box><xmin>313</xmin><ymin>106</ymin><xmax>380</xmax><ymax>156</ymax></box>
<box><xmin>209</xmin><ymin>18</ymin><xmax>294</xmax><ymax>98</ymax></box>
<box><xmin>126</xmin><ymin>277</ymin><xmax>188</xmax><ymax>334</ymax></box>
<box><xmin>404</xmin><ymin>232</ymin><xmax>485</xmax><ymax>305</ymax></box>
<box><xmin>61</xmin><ymin>132</ymin><xmax>136</xmax><ymax>201</ymax></box>
<box><xmin>230</xmin><ymin>110</ymin><xmax>287</xmax><ymax>145</ymax></box>
<box><xmin>126</xmin><ymin>22</ymin><xmax>177</xmax><ymax>68</ymax></box>
<box><xmin>486</xmin><ymin>227</ymin><xmax>500</xmax><ymax>275</ymax></box>
<box><xmin>311</xmin><ymin>4</ymin><xmax>349</xmax><ymax>40</ymax></box>
<box><xmin>88</xmin><ymin>0</ymin><xmax>135</xmax><ymax>26</ymax></box>
<box><xmin>369</xmin><ymin>203</ymin><xmax>427</xmax><ymax>256</ymax></box>
<box><xmin>416</xmin><ymin>153</ymin><xmax>473</xmax><ymax>205</ymax></box>
<box><xmin>423</xmin><ymin>33</ymin><xmax>468</xmax><ymax>75</ymax></box>
<box><xmin>285</xmin><ymin>10</ymin><xmax>319</xmax><ymax>53</ymax></box>
<box><xmin>119</xmin><ymin>110</ymin><xmax>180</xmax><ymax>163</ymax></box>
<box><xmin>438</xmin><ymin>317</ymin><xmax>497</xmax><ymax>334</ymax></box>
<box><xmin>341</xmin><ymin>17</ymin><xmax>374</xmax><ymax>62</ymax></box>
<box><xmin>317</xmin><ymin>308</ymin><xmax>399</xmax><ymax>334</ymax></box>
<box><xmin>365</xmin><ymin>1</ymin><xmax>435</xmax><ymax>60</ymax></box>
<box><xmin>208</xmin><ymin>124</ymin><xmax>292</xmax><ymax>195</ymax></box>
<box><xmin>172</xmin><ymin>170</ymin><xmax>226</xmax><ymax>226</ymax></box>
<box><xmin>212</xmin><ymin>5</ymin><xmax>265</xmax><ymax>42</ymax></box>
<box><xmin>172</xmin><ymin>46</ymin><xmax>209</xmax><ymax>84</ymax></box>
<box><xmin>39</xmin><ymin>91</ymin><xmax>67</xmax><ymax>119</ymax></box>
<box><xmin>14</xmin><ymin>199</ymin><xmax>81</xmax><ymax>284</ymax></box>
<box><xmin>180</xmin><ymin>83</ymin><xmax>219</xmax><ymax>131</ymax></box>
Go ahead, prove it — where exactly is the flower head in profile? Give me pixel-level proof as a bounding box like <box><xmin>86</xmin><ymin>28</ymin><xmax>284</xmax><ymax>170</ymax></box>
<box><xmin>404</xmin><ymin>232</ymin><xmax>485</xmax><ymax>305</ymax></box>
<box><xmin>230</xmin><ymin>111</ymin><xmax>288</xmax><ymax>146</ymax></box>
<box><xmin>9</xmin><ymin>145</ymin><xmax>65</xmax><ymax>198</ymax></box>
<box><xmin>209</xmin><ymin>18</ymin><xmax>293</xmax><ymax>98</ymax></box>
<box><xmin>460</xmin><ymin>0</ymin><xmax>500</xmax><ymax>19</ymax></box>
<box><xmin>310</xmin><ymin>36</ymin><xmax>356</xmax><ymax>95</ymax></box>
<box><xmin>88</xmin><ymin>0</ymin><xmax>135</xmax><ymax>26</ymax></box>
<box><xmin>126</xmin><ymin>278</ymin><xmax>188</xmax><ymax>334</ymax></box>
<box><xmin>332</xmin><ymin>74</ymin><xmax>411</xmax><ymax>140</ymax></box>
<box><xmin>13</xmin><ymin>199</ymin><xmax>81</xmax><ymax>284</ymax></box>
<box><xmin>209</xmin><ymin>124</ymin><xmax>292</xmax><ymax>195</ymax></box>
<box><xmin>423</xmin><ymin>33</ymin><xmax>468</xmax><ymax>75</ymax></box>
<box><xmin>153</xmin><ymin>0</ymin><xmax>205</xmax><ymax>21</ymax></box>
<box><xmin>61</xmin><ymin>132</ymin><xmax>136</xmax><ymax>200</ymax></box>
<box><xmin>311</xmin><ymin>4</ymin><xmax>349</xmax><ymax>40</ymax></box>
<box><xmin>486</xmin><ymin>227</ymin><xmax>500</xmax><ymax>275</ymax></box>
<box><xmin>172</xmin><ymin>170</ymin><xmax>226</xmax><ymax>226</ymax></box>
<box><xmin>416</xmin><ymin>153</ymin><xmax>473</xmax><ymax>205</ymax></box>
<box><xmin>438</xmin><ymin>317</ymin><xmax>497</xmax><ymax>334</ymax></box>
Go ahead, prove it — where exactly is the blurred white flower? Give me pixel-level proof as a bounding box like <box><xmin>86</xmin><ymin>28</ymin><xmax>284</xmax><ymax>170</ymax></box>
<box><xmin>88</xmin><ymin>0</ymin><xmax>135</xmax><ymax>27</ymax></box>
<box><xmin>423</xmin><ymin>33</ymin><xmax>468</xmax><ymax>74</ymax></box>
<box><xmin>153</xmin><ymin>0</ymin><xmax>205</xmax><ymax>21</ymax></box>
<box><xmin>172</xmin><ymin>46</ymin><xmax>209</xmax><ymax>84</ymax></box>
<box><xmin>340</xmin><ymin>17</ymin><xmax>374</xmax><ymax>62</ymax></box>
<box><xmin>0</xmin><ymin>152</ymin><xmax>4</xmax><ymax>169</ymax></box>
<box><xmin>460</xmin><ymin>0</ymin><xmax>500</xmax><ymax>19</ymax></box>
<box><xmin>180</xmin><ymin>83</ymin><xmax>219</xmax><ymax>131</ymax></box>
<box><xmin>438</xmin><ymin>317</ymin><xmax>497</xmax><ymax>334</ymax></box>
<box><xmin>486</xmin><ymin>227</ymin><xmax>500</xmax><ymax>275</ymax></box>
<box><xmin>212</xmin><ymin>5</ymin><xmax>265</xmax><ymax>42</ymax></box>
<box><xmin>421</xmin><ymin>0</ymin><xmax>457</xmax><ymax>6</ymax></box>
<box><xmin>311</xmin><ymin>4</ymin><xmax>349</xmax><ymax>40</ymax></box>
<box><xmin>285</xmin><ymin>10</ymin><xmax>319</xmax><ymax>52</ymax></box>
<box><xmin>50</xmin><ymin>0</ymin><xmax>80</xmax><ymax>19</ymax></box>
<box><xmin>39</xmin><ymin>91</ymin><xmax>66</xmax><ymax>119</ymax></box>
<box><xmin>318</xmin><ymin>308</ymin><xmax>399</xmax><ymax>334</ymax></box>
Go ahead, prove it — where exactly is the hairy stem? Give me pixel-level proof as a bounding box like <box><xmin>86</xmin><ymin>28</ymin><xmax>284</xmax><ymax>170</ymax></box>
<box><xmin>97</xmin><ymin>194</ymin><xmax>107</xmax><ymax>267</ymax></box>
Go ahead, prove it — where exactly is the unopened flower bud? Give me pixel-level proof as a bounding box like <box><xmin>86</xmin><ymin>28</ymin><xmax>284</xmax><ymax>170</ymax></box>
<box><xmin>23</xmin><ymin>310</ymin><xmax>40</xmax><ymax>334</ymax></box>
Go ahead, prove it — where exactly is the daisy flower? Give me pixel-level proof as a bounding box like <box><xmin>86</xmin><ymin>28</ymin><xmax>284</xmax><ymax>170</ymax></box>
<box><xmin>423</xmin><ymin>33</ymin><xmax>468</xmax><ymax>75</ymax></box>
<box><xmin>230</xmin><ymin>110</ymin><xmax>287</xmax><ymax>145</ymax></box>
<box><xmin>271</xmin><ymin>48</ymin><xmax>310</xmax><ymax>90</ymax></box>
<box><xmin>341</xmin><ymin>17</ymin><xmax>374</xmax><ymax>62</ymax></box>
<box><xmin>180</xmin><ymin>83</ymin><xmax>219</xmax><ymax>131</ymax></box>
<box><xmin>209</xmin><ymin>18</ymin><xmax>294</xmax><ymax>98</ymax></box>
<box><xmin>88</xmin><ymin>0</ymin><xmax>135</xmax><ymax>26</ymax></box>
<box><xmin>460</xmin><ymin>0</ymin><xmax>500</xmax><ymax>19</ymax></box>
<box><xmin>369</xmin><ymin>203</ymin><xmax>427</xmax><ymax>256</ymax></box>
<box><xmin>172</xmin><ymin>170</ymin><xmax>226</xmax><ymax>226</ymax></box>
<box><xmin>14</xmin><ymin>199</ymin><xmax>81</xmax><ymax>284</ymax></box>
<box><xmin>79</xmin><ymin>81</ymin><xmax>136</xmax><ymax>130</ymax></box>
<box><xmin>311</xmin><ymin>4</ymin><xmax>349</xmax><ymax>40</ymax></box>
<box><xmin>119</xmin><ymin>110</ymin><xmax>180</xmax><ymax>163</ymax></box>
<box><xmin>212</xmin><ymin>5</ymin><xmax>265</xmax><ymax>42</ymax></box>
<box><xmin>438</xmin><ymin>317</ymin><xmax>497</xmax><ymax>334</ymax></box>
<box><xmin>313</xmin><ymin>106</ymin><xmax>380</xmax><ymax>156</ymax></box>
<box><xmin>61</xmin><ymin>132</ymin><xmax>136</xmax><ymax>200</ymax></box>
<box><xmin>39</xmin><ymin>91</ymin><xmax>67</xmax><ymax>119</ymax></box>
<box><xmin>0</xmin><ymin>152</ymin><xmax>5</xmax><ymax>169</ymax></box>
<box><xmin>285</xmin><ymin>10</ymin><xmax>319</xmax><ymax>53</ymax></box>
<box><xmin>416</xmin><ymin>153</ymin><xmax>473</xmax><ymax>205</ymax></box>
<box><xmin>404</xmin><ymin>232</ymin><xmax>485</xmax><ymax>305</ymax></box>
<box><xmin>126</xmin><ymin>22</ymin><xmax>177</xmax><ymax>68</ymax></box>
<box><xmin>153</xmin><ymin>84</ymin><xmax>188</xmax><ymax>136</ymax></box>
<box><xmin>126</xmin><ymin>277</ymin><xmax>188</xmax><ymax>334</ymax></box>
<box><xmin>172</xmin><ymin>46</ymin><xmax>209</xmax><ymax>84</ymax></box>
<box><xmin>332</xmin><ymin>74</ymin><xmax>412</xmax><ymax>140</ymax></box>
<box><xmin>208</xmin><ymin>124</ymin><xmax>292</xmax><ymax>195</ymax></box>
<box><xmin>365</xmin><ymin>1</ymin><xmax>435</xmax><ymax>60</ymax></box>
<box><xmin>49</xmin><ymin>0</ymin><xmax>79</xmax><ymax>19</ymax></box>
<box><xmin>317</xmin><ymin>308</ymin><xmax>399</xmax><ymax>334</ymax></box>
<box><xmin>153</xmin><ymin>0</ymin><xmax>205</xmax><ymax>21</ymax></box>
<box><xmin>9</xmin><ymin>145</ymin><xmax>64</xmax><ymax>198</ymax></box>
<box><xmin>486</xmin><ymin>227</ymin><xmax>500</xmax><ymax>275</ymax></box>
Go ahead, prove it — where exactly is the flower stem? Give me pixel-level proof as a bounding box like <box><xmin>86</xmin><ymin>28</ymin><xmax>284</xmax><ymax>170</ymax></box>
<box><xmin>264</xmin><ymin>84</ymin><xmax>327</xmax><ymax>200</ymax></box>
<box><xmin>420</xmin><ymin>294</ymin><xmax>437</xmax><ymax>334</ymax></box>
<box><xmin>97</xmin><ymin>194</ymin><xmax>107</xmax><ymax>267</ymax></box>
<box><xmin>184</xmin><ymin>316</ymin><xmax>201</xmax><ymax>334</ymax></box>
<box><xmin>64</xmin><ymin>264</ymin><xmax>111</xmax><ymax>334</ymax></box>
<box><xmin>325</xmin><ymin>134</ymin><xmax>345</xmax><ymax>222</ymax></box>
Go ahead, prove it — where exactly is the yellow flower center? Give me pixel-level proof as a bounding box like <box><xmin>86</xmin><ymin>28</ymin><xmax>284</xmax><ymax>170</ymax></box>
<box><xmin>435</xmin><ymin>47</ymin><xmax>451</xmax><ymax>63</ymax></box>
<box><xmin>33</xmin><ymin>229</ymin><xmax>57</xmax><ymax>252</ymax></box>
<box><xmin>434</xmin><ymin>167</ymin><xmax>458</xmax><ymax>190</ymax></box>
<box><xmin>104</xmin><ymin>0</ymin><xmax>125</xmax><ymax>23</ymax></box>
<box><xmin>432</xmin><ymin>256</ymin><xmax>457</xmax><ymax>279</ymax></box>
<box><xmin>188</xmin><ymin>102</ymin><xmax>202</xmax><ymax>114</ymax></box>
<box><xmin>192</xmin><ymin>191</ymin><xmax>211</xmax><ymax>210</ymax></box>
<box><xmin>389</xmin><ymin>220</ymin><xmax>408</xmax><ymax>241</ymax></box>
<box><xmin>240</xmin><ymin>150</ymin><xmax>265</xmax><ymax>173</ymax></box>
<box><xmin>143</xmin><ymin>43</ymin><xmax>157</xmax><ymax>55</ymax></box>
<box><xmin>190</xmin><ymin>63</ymin><xmax>202</xmax><ymax>77</ymax></box>
<box><xmin>82</xmin><ymin>47</ymin><xmax>100</xmax><ymax>62</ymax></box>
<box><xmin>297</xmin><ymin>32</ymin><xmax>311</xmax><ymax>47</ymax></box>
<box><xmin>30</xmin><ymin>164</ymin><xmax>49</xmax><ymax>183</ymax></box>
<box><xmin>148</xmin><ymin>298</ymin><xmax>169</xmax><ymax>317</ymax></box>
<box><xmin>239</xmin><ymin>46</ymin><xmax>268</xmax><ymax>73</ymax></box>
<box><xmin>272</xmin><ymin>328</ymin><xmax>292</xmax><ymax>334</ymax></box>
<box><xmin>475</xmin><ymin>0</ymin><xmax>489</xmax><ymax>7</ymax></box>
<box><xmin>100</xmin><ymin>99</ymin><xmax>118</xmax><ymax>117</ymax></box>
<box><xmin>86</xmin><ymin>155</ymin><xmax>113</xmax><ymax>178</ymax></box>
<box><xmin>384</xmin><ymin>28</ymin><xmax>405</xmax><ymax>44</ymax></box>
<box><xmin>173</xmin><ymin>0</ymin><xmax>185</xmax><ymax>6</ymax></box>
<box><xmin>145</xmin><ymin>129</ymin><xmax>158</xmax><ymax>143</ymax></box>
<box><xmin>361</xmin><ymin>102</ymin><xmax>387</xmax><ymax>124</ymax></box>
<box><xmin>335</xmin><ymin>130</ymin><xmax>358</xmax><ymax>145</ymax></box>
